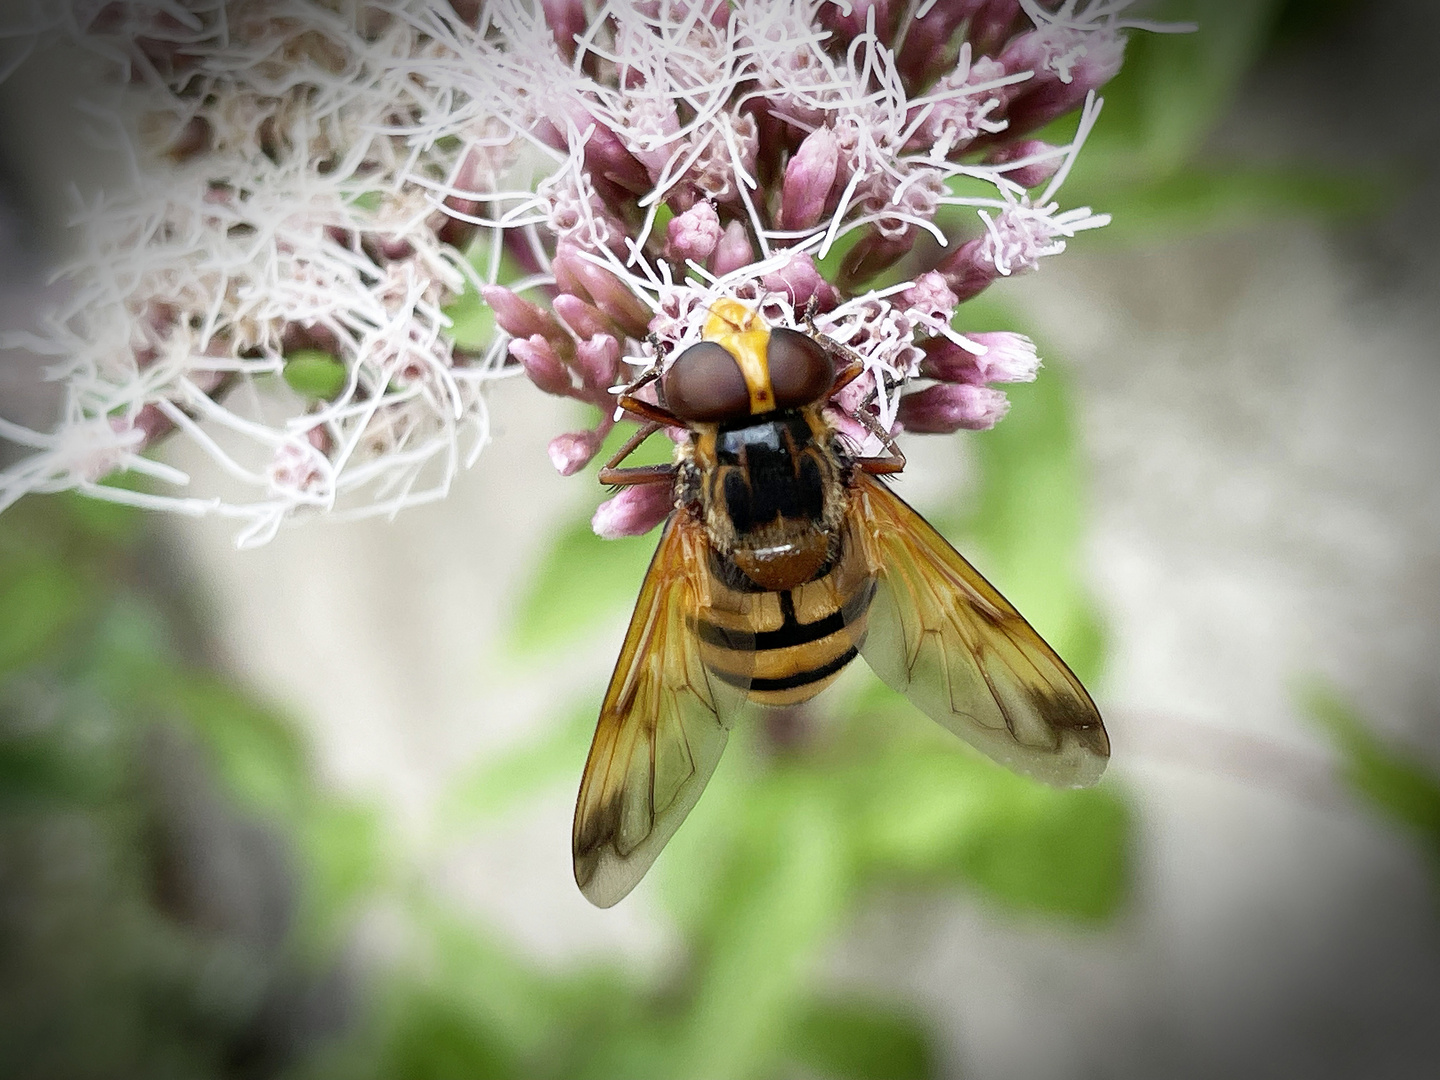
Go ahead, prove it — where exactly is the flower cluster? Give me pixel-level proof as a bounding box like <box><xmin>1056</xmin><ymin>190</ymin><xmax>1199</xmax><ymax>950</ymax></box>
<box><xmin>0</xmin><ymin>0</ymin><xmax>1181</xmax><ymax>545</ymax></box>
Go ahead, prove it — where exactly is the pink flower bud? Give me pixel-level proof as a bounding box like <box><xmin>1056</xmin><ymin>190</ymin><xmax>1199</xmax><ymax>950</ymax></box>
<box><xmin>541</xmin><ymin>0</ymin><xmax>587</xmax><ymax>62</ymax></box>
<box><xmin>935</xmin><ymin>237</ymin><xmax>1000</xmax><ymax>302</ymax></box>
<box><xmin>779</xmin><ymin>126</ymin><xmax>839</xmax><ymax>231</ymax></box>
<box><xmin>509</xmin><ymin>335</ymin><xmax>572</xmax><ymax>397</ymax></box>
<box><xmin>571</xmin><ymin>106</ymin><xmax>652</xmax><ymax>196</ymax></box>
<box><xmin>998</xmin><ymin>27</ymin><xmax>1126</xmax><ymax>138</ymax></box>
<box><xmin>367</xmin><ymin>229</ymin><xmax>415</xmax><ymax>262</ymax></box>
<box><xmin>131</xmin><ymin>402</ymin><xmax>174</xmax><ymax>446</ymax></box>
<box><xmin>575</xmin><ymin>333</ymin><xmax>621</xmax><ymax>391</ymax></box>
<box><xmin>966</xmin><ymin>0</ymin><xmax>1024</xmax><ymax>57</ymax></box>
<box><xmin>568</xmin><ymin>259</ymin><xmax>653</xmax><ymax>340</ymax></box>
<box><xmin>592</xmin><ymin>482</ymin><xmax>673</xmax><ymax>539</ymax></box>
<box><xmin>553</xmin><ymin>292</ymin><xmax>616</xmax><ymax>340</ymax></box>
<box><xmin>966</xmin><ymin>331</ymin><xmax>1039</xmax><ymax>382</ymax></box>
<box><xmin>898</xmin><ymin>383</ymin><xmax>1010</xmax><ymax>433</ymax></box>
<box><xmin>482</xmin><ymin>285</ymin><xmax>567</xmax><ymax>344</ymax></box>
<box><xmin>899</xmin><ymin>271</ymin><xmax>959</xmax><ymax>326</ymax></box>
<box><xmin>664</xmin><ymin>201</ymin><xmax>723</xmax><ymax>266</ymax></box>
<box><xmin>839</xmin><ymin>228</ymin><xmax>913</xmax><ymax>291</ymax></box>
<box><xmin>919</xmin><ymin>338</ymin><xmax>984</xmax><ymax>386</ymax></box>
<box><xmin>711</xmin><ymin>220</ymin><xmax>755</xmax><ymax>277</ymax></box>
<box><xmin>895</xmin><ymin>1</ymin><xmax>981</xmax><ymax>87</ymax></box>
<box><xmin>624</xmin><ymin>98</ymin><xmax>682</xmax><ymax>182</ymax></box>
<box><xmin>305</xmin><ymin>424</ymin><xmax>333</xmax><ymax>454</ymax></box>
<box><xmin>551</xmin><ymin>242</ymin><xmax>591</xmax><ymax>301</ymax></box>
<box><xmin>985</xmin><ymin>140</ymin><xmax>1063</xmax><ymax>189</ymax></box>
<box><xmin>762</xmin><ymin>251</ymin><xmax>839</xmax><ymax>312</ymax></box>
<box><xmin>548</xmin><ymin>430</ymin><xmax>603</xmax><ymax>476</ymax></box>
<box><xmin>821</xmin><ymin>0</ymin><xmax>901</xmax><ymax>46</ymax></box>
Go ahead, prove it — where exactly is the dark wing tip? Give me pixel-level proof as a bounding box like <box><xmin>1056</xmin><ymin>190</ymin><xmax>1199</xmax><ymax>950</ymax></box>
<box><xmin>1027</xmin><ymin>684</ymin><xmax>1110</xmax><ymax>758</ymax></box>
<box><xmin>573</xmin><ymin>795</ymin><xmax>635</xmax><ymax>908</ymax></box>
<box><xmin>573</xmin><ymin>847</ymin><xmax>638</xmax><ymax>908</ymax></box>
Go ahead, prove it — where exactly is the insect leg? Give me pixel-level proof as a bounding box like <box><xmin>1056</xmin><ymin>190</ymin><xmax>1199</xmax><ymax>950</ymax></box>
<box><xmin>828</xmin><ymin>356</ymin><xmax>866</xmax><ymax>396</ymax></box>
<box><xmin>818</xmin><ymin>332</ymin><xmax>872</xmax><ymax>397</ymax></box>
<box><xmin>616</xmin><ymin>394</ymin><xmax>684</xmax><ymax>427</ymax></box>
<box><xmin>850</xmin><ymin>406</ymin><xmax>906</xmax><ymax>475</ymax></box>
<box><xmin>599</xmin><ymin>421</ymin><xmax>678</xmax><ymax>486</ymax></box>
<box><xmin>605</xmin><ymin>359</ymin><xmax>685</xmax><ymax>428</ymax></box>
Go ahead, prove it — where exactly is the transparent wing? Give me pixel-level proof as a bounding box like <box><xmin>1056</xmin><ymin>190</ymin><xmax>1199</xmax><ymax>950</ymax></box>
<box><xmin>851</xmin><ymin>473</ymin><xmax>1109</xmax><ymax>788</ymax></box>
<box><xmin>573</xmin><ymin>512</ymin><xmax>753</xmax><ymax>907</ymax></box>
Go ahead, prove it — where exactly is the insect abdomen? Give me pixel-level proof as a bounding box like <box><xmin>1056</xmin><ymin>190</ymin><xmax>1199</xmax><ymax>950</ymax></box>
<box><xmin>694</xmin><ymin>537</ymin><xmax>875</xmax><ymax>708</ymax></box>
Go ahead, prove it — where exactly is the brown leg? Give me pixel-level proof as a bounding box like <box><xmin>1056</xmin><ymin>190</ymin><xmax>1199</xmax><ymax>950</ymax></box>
<box><xmin>597</xmin><ymin>421</ymin><xmax>678</xmax><ymax>487</ymax></box>
<box><xmin>853</xmin><ymin>453</ymin><xmax>906</xmax><ymax>475</ymax></box>
<box><xmin>600</xmin><ymin>462</ymin><xmax>676</xmax><ymax>486</ymax></box>
<box><xmin>820</xmin><ymin>334</ymin><xmax>878</xmax><ymax>399</ymax></box>
<box><xmin>828</xmin><ymin>356</ymin><xmax>866</xmax><ymax>396</ymax></box>
<box><xmin>815</xmin><ymin>336</ymin><xmax>904</xmax><ymax>473</ymax></box>
<box><xmin>615</xmin><ymin>393</ymin><xmax>684</xmax><ymax>428</ymax></box>
<box><xmin>610</xmin><ymin>359</ymin><xmax>687</xmax><ymax>428</ymax></box>
<box><xmin>850</xmin><ymin>405</ymin><xmax>906</xmax><ymax>475</ymax></box>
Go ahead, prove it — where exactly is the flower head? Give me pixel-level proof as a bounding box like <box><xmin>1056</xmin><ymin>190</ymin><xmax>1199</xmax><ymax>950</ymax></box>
<box><xmin>0</xmin><ymin>0</ymin><xmax>1185</xmax><ymax>543</ymax></box>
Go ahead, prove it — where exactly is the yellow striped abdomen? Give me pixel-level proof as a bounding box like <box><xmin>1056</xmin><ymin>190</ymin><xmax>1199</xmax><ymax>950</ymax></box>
<box><xmin>693</xmin><ymin>529</ymin><xmax>875</xmax><ymax>708</ymax></box>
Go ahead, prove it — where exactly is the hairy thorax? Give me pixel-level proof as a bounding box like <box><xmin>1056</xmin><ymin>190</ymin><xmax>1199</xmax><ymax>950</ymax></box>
<box><xmin>682</xmin><ymin>408</ymin><xmax>848</xmax><ymax>592</ymax></box>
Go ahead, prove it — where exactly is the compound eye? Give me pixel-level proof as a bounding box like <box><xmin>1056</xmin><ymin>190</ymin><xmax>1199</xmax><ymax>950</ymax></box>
<box><xmin>662</xmin><ymin>341</ymin><xmax>750</xmax><ymax>422</ymax></box>
<box><xmin>767</xmin><ymin>328</ymin><xmax>834</xmax><ymax>409</ymax></box>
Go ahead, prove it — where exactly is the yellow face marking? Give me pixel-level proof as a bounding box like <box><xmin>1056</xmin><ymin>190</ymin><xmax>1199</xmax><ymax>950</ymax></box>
<box><xmin>702</xmin><ymin>298</ymin><xmax>774</xmax><ymax>414</ymax></box>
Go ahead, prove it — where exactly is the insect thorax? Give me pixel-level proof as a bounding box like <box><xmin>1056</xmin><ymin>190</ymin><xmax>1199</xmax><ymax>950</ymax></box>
<box><xmin>684</xmin><ymin>407</ymin><xmax>848</xmax><ymax>592</ymax></box>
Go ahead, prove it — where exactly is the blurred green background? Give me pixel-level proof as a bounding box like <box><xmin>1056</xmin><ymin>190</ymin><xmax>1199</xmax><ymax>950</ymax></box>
<box><xmin>4</xmin><ymin>2</ymin><xmax>1440</xmax><ymax>1078</ymax></box>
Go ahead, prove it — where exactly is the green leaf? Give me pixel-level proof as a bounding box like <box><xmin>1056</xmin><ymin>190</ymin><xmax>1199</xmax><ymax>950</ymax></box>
<box><xmin>0</xmin><ymin>738</ymin><xmax>96</xmax><ymax>805</ymax></box>
<box><xmin>948</xmin><ymin>777</ymin><xmax>1130</xmax><ymax>920</ymax></box>
<box><xmin>161</xmin><ymin>671</ymin><xmax>311</xmax><ymax>819</ymax></box>
<box><xmin>668</xmin><ymin>779</ymin><xmax>853</xmax><ymax>1080</ymax></box>
<box><xmin>844</xmin><ymin>744</ymin><xmax>1130</xmax><ymax>921</ymax></box>
<box><xmin>814</xmin><ymin>227</ymin><xmax>866</xmax><ymax>283</ymax></box>
<box><xmin>439</xmin><ymin>703</ymin><xmax>594</xmax><ymax>824</ymax></box>
<box><xmin>786</xmin><ymin>998</ymin><xmax>936</xmax><ymax>1080</ymax></box>
<box><xmin>283</xmin><ymin>349</ymin><xmax>348</xmax><ymax>400</ymax></box>
<box><xmin>0</xmin><ymin>559</ymin><xmax>90</xmax><ymax>680</ymax></box>
<box><xmin>375</xmin><ymin>988</ymin><xmax>522</xmax><ymax>1080</ymax></box>
<box><xmin>955</xmin><ymin>354</ymin><xmax>1106</xmax><ymax>686</ymax></box>
<box><xmin>551</xmin><ymin>976</ymin><xmax>676</xmax><ymax>1080</ymax></box>
<box><xmin>510</xmin><ymin>423</ymin><xmax>672</xmax><ymax>656</ymax></box>
<box><xmin>1067</xmin><ymin>165</ymin><xmax>1393</xmax><ymax>242</ymax></box>
<box><xmin>445</xmin><ymin>233</ymin><xmax>534</xmax><ymax>351</ymax></box>
<box><xmin>1075</xmin><ymin>0</ymin><xmax>1288</xmax><ymax>174</ymax></box>
<box><xmin>56</xmin><ymin>488</ymin><xmax>144</xmax><ymax>545</ymax></box>
<box><xmin>295</xmin><ymin>800</ymin><xmax>387</xmax><ymax>944</ymax></box>
<box><xmin>465</xmin><ymin>233</ymin><xmax>529</xmax><ymax>285</ymax></box>
<box><xmin>410</xmin><ymin>904</ymin><xmax>570</xmax><ymax>1061</ymax></box>
<box><xmin>651</xmin><ymin>202</ymin><xmax>674</xmax><ymax>242</ymax></box>
<box><xmin>445</xmin><ymin>280</ymin><xmax>498</xmax><ymax>351</ymax></box>
<box><xmin>282</xmin><ymin>834</ymin><xmax>590</xmax><ymax>1080</ymax></box>
<box><xmin>1303</xmin><ymin>685</ymin><xmax>1440</xmax><ymax>864</ymax></box>
<box><xmin>510</xmin><ymin>514</ymin><xmax>657</xmax><ymax>655</ymax></box>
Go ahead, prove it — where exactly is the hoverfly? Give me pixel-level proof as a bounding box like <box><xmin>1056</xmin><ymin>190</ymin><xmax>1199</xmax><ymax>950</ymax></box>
<box><xmin>573</xmin><ymin>298</ymin><xmax>1108</xmax><ymax>907</ymax></box>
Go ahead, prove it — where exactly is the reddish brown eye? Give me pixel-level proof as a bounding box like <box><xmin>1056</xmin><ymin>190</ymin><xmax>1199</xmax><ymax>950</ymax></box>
<box><xmin>662</xmin><ymin>341</ymin><xmax>750</xmax><ymax>421</ymax></box>
<box><xmin>767</xmin><ymin>328</ymin><xmax>833</xmax><ymax>409</ymax></box>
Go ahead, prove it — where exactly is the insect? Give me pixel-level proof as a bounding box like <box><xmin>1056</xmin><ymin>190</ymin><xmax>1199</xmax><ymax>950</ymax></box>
<box><xmin>573</xmin><ymin>298</ymin><xmax>1108</xmax><ymax>907</ymax></box>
